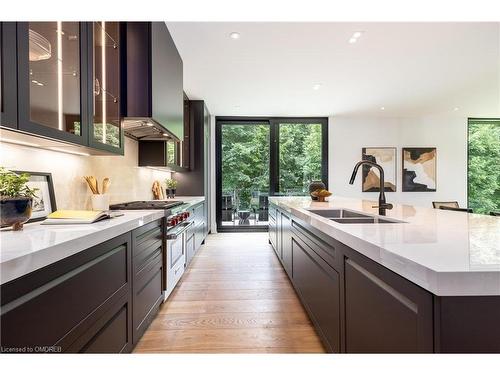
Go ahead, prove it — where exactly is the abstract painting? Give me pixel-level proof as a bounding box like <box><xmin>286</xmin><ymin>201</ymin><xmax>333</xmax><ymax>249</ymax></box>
<box><xmin>361</xmin><ymin>147</ymin><xmax>396</xmax><ymax>192</ymax></box>
<box><xmin>402</xmin><ymin>147</ymin><xmax>437</xmax><ymax>192</ymax></box>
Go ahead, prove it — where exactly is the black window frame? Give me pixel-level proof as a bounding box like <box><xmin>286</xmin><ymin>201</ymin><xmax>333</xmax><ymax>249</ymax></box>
<box><xmin>215</xmin><ymin>116</ymin><xmax>329</xmax><ymax>232</ymax></box>
<box><xmin>467</xmin><ymin>117</ymin><xmax>500</xmax><ymax>212</ymax></box>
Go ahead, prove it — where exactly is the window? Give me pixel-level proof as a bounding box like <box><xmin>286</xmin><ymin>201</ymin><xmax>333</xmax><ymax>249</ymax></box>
<box><xmin>278</xmin><ymin>122</ymin><xmax>324</xmax><ymax>195</ymax></box>
<box><xmin>468</xmin><ymin>118</ymin><xmax>500</xmax><ymax>214</ymax></box>
<box><xmin>216</xmin><ymin>117</ymin><xmax>328</xmax><ymax>231</ymax></box>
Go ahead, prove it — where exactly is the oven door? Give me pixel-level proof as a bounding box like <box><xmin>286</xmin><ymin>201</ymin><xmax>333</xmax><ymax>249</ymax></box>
<box><xmin>165</xmin><ymin>221</ymin><xmax>193</xmax><ymax>299</ymax></box>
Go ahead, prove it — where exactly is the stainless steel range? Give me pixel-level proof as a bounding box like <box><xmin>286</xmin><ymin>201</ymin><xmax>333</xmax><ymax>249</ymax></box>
<box><xmin>110</xmin><ymin>200</ymin><xmax>193</xmax><ymax>300</ymax></box>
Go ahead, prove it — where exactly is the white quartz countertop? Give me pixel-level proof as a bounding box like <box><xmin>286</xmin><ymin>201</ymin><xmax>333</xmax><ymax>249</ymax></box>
<box><xmin>0</xmin><ymin>210</ymin><xmax>164</xmax><ymax>285</ymax></box>
<box><xmin>0</xmin><ymin>196</ymin><xmax>206</xmax><ymax>285</ymax></box>
<box><xmin>269</xmin><ymin>196</ymin><xmax>500</xmax><ymax>296</ymax></box>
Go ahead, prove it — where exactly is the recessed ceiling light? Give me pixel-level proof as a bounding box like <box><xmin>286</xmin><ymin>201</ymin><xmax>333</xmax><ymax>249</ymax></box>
<box><xmin>454</xmin><ymin>107</ymin><xmax>459</xmax><ymax>111</ymax></box>
<box><xmin>380</xmin><ymin>107</ymin><xmax>385</xmax><ymax>111</ymax></box>
<box><xmin>229</xmin><ymin>32</ymin><xmax>240</xmax><ymax>40</ymax></box>
<box><xmin>313</xmin><ymin>84</ymin><xmax>322</xmax><ymax>90</ymax></box>
<box><xmin>349</xmin><ymin>31</ymin><xmax>364</xmax><ymax>44</ymax></box>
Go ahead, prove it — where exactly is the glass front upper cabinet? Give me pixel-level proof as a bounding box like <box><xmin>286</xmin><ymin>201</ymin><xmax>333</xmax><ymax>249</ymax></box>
<box><xmin>90</xmin><ymin>22</ymin><xmax>123</xmax><ymax>153</ymax></box>
<box><xmin>17</xmin><ymin>22</ymin><xmax>88</xmax><ymax>143</ymax></box>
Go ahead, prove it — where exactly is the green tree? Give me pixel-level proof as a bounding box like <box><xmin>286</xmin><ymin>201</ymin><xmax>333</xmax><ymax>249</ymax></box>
<box><xmin>279</xmin><ymin>123</ymin><xmax>322</xmax><ymax>194</ymax></box>
<box><xmin>221</xmin><ymin>124</ymin><xmax>269</xmax><ymax>209</ymax></box>
<box><xmin>468</xmin><ymin>122</ymin><xmax>500</xmax><ymax>214</ymax></box>
<box><xmin>221</xmin><ymin>122</ymin><xmax>324</xmax><ymax>209</ymax></box>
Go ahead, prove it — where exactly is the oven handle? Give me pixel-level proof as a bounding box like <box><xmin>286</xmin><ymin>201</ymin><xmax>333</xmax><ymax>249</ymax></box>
<box><xmin>166</xmin><ymin>221</ymin><xmax>193</xmax><ymax>240</ymax></box>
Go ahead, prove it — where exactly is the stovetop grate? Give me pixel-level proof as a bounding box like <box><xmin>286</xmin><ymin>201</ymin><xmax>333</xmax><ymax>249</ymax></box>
<box><xmin>109</xmin><ymin>200</ymin><xmax>183</xmax><ymax>210</ymax></box>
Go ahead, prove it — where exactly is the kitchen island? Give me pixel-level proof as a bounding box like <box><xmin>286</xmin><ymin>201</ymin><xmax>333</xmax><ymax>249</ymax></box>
<box><xmin>268</xmin><ymin>196</ymin><xmax>500</xmax><ymax>353</ymax></box>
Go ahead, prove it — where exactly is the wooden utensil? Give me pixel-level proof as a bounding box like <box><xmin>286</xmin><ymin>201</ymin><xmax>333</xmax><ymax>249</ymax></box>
<box><xmin>84</xmin><ymin>176</ymin><xmax>98</xmax><ymax>194</ymax></box>
<box><xmin>152</xmin><ymin>180</ymin><xmax>164</xmax><ymax>200</ymax></box>
<box><xmin>102</xmin><ymin>178</ymin><xmax>110</xmax><ymax>194</ymax></box>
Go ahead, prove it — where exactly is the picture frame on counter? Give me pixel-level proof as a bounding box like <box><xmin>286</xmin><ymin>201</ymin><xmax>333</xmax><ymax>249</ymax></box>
<box><xmin>14</xmin><ymin>170</ymin><xmax>57</xmax><ymax>222</ymax></box>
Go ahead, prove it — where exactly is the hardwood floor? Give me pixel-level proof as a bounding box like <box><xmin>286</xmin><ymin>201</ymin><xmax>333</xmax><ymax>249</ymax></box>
<box><xmin>133</xmin><ymin>232</ymin><xmax>326</xmax><ymax>353</ymax></box>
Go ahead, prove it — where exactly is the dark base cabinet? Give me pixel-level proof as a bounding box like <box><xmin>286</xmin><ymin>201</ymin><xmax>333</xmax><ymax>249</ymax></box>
<box><xmin>0</xmin><ymin>220</ymin><xmax>169</xmax><ymax>353</ymax></box>
<box><xmin>344</xmin><ymin>257</ymin><xmax>433</xmax><ymax>353</ymax></box>
<box><xmin>434</xmin><ymin>296</ymin><xmax>500</xmax><ymax>353</ymax></box>
<box><xmin>131</xmin><ymin>219</ymin><xmax>163</xmax><ymax>345</ymax></box>
<box><xmin>185</xmin><ymin>200</ymin><xmax>208</xmax><ymax>267</ymax></box>
<box><xmin>292</xmin><ymin>235</ymin><xmax>341</xmax><ymax>353</ymax></box>
<box><xmin>281</xmin><ymin>212</ymin><xmax>293</xmax><ymax>277</ymax></box>
<box><xmin>0</xmin><ymin>233</ymin><xmax>133</xmax><ymax>353</ymax></box>
<box><xmin>269</xmin><ymin>202</ymin><xmax>500</xmax><ymax>353</ymax></box>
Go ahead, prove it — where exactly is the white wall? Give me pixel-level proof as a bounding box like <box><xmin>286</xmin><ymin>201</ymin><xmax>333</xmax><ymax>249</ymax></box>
<box><xmin>328</xmin><ymin>113</ymin><xmax>469</xmax><ymax>208</ymax></box>
<box><xmin>0</xmin><ymin>137</ymin><xmax>171</xmax><ymax>210</ymax></box>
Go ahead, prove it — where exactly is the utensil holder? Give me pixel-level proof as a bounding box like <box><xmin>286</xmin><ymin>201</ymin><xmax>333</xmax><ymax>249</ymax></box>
<box><xmin>91</xmin><ymin>194</ymin><xmax>110</xmax><ymax>211</ymax></box>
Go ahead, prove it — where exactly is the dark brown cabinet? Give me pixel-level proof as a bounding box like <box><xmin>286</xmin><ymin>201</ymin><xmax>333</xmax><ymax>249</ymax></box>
<box><xmin>175</xmin><ymin>100</ymin><xmax>212</xmax><ymax>231</ymax></box>
<box><xmin>1</xmin><ymin>21</ymin><xmax>124</xmax><ymax>155</ymax></box>
<box><xmin>0</xmin><ymin>22</ymin><xmax>18</xmax><ymax>129</ymax></box>
<box><xmin>269</xmin><ymin>202</ymin><xmax>500</xmax><ymax>353</ymax></box>
<box><xmin>344</xmin><ymin>257</ymin><xmax>433</xmax><ymax>353</ymax></box>
<box><xmin>131</xmin><ymin>219</ymin><xmax>163</xmax><ymax>345</ymax></box>
<box><xmin>292</xmin><ymin>235</ymin><xmax>341</xmax><ymax>353</ymax></box>
<box><xmin>280</xmin><ymin>211</ymin><xmax>293</xmax><ymax>277</ymax></box>
<box><xmin>87</xmin><ymin>22</ymin><xmax>124</xmax><ymax>154</ymax></box>
<box><xmin>0</xmin><ymin>232</ymin><xmax>133</xmax><ymax>353</ymax></box>
<box><xmin>124</xmin><ymin>22</ymin><xmax>184</xmax><ymax>168</ymax></box>
<box><xmin>17</xmin><ymin>22</ymin><xmax>90</xmax><ymax>145</ymax></box>
<box><xmin>185</xmin><ymin>201</ymin><xmax>207</xmax><ymax>266</ymax></box>
<box><xmin>0</xmin><ymin>220</ymin><xmax>168</xmax><ymax>353</ymax></box>
<box><xmin>268</xmin><ymin>202</ymin><xmax>433</xmax><ymax>354</ymax></box>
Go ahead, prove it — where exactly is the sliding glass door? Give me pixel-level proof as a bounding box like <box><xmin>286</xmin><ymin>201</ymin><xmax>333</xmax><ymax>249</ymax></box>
<box><xmin>216</xmin><ymin>117</ymin><xmax>328</xmax><ymax>231</ymax></box>
<box><xmin>219</xmin><ymin>121</ymin><xmax>270</xmax><ymax>229</ymax></box>
<box><xmin>278</xmin><ymin>121</ymin><xmax>326</xmax><ymax>195</ymax></box>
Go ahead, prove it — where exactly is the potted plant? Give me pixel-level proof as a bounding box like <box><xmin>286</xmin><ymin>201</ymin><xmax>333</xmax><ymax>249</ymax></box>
<box><xmin>0</xmin><ymin>168</ymin><xmax>38</xmax><ymax>230</ymax></box>
<box><xmin>165</xmin><ymin>178</ymin><xmax>178</xmax><ymax>199</ymax></box>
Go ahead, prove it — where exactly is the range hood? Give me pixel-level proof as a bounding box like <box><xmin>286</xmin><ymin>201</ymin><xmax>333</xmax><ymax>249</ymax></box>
<box><xmin>122</xmin><ymin>118</ymin><xmax>178</xmax><ymax>141</ymax></box>
<box><xmin>123</xmin><ymin>22</ymin><xmax>183</xmax><ymax>143</ymax></box>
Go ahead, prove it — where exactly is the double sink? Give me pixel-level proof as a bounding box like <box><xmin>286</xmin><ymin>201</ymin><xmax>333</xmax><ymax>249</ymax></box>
<box><xmin>306</xmin><ymin>209</ymin><xmax>406</xmax><ymax>224</ymax></box>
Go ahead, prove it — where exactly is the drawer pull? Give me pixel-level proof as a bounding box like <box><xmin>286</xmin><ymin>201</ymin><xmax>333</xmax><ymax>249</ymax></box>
<box><xmin>2</xmin><ymin>245</ymin><xmax>126</xmax><ymax>315</ymax></box>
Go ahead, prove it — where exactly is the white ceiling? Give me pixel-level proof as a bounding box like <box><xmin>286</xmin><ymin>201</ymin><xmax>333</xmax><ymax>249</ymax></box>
<box><xmin>167</xmin><ymin>22</ymin><xmax>500</xmax><ymax>117</ymax></box>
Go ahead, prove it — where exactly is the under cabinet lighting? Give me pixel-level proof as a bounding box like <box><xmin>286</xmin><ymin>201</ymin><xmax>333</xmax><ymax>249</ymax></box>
<box><xmin>0</xmin><ymin>138</ymin><xmax>90</xmax><ymax>156</ymax></box>
<box><xmin>47</xmin><ymin>147</ymin><xmax>91</xmax><ymax>156</ymax></box>
<box><xmin>57</xmin><ymin>21</ymin><xmax>63</xmax><ymax>131</ymax></box>
<box><xmin>1</xmin><ymin>138</ymin><xmax>41</xmax><ymax>148</ymax></box>
<box><xmin>101</xmin><ymin>21</ymin><xmax>107</xmax><ymax>143</ymax></box>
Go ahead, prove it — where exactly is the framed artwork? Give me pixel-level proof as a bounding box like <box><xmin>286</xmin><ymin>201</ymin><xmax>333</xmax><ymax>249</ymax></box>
<box><xmin>361</xmin><ymin>147</ymin><xmax>397</xmax><ymax>192</ymax></box>
<box><xmin>402</xmin><ymin>148</ymin><xmax>437</xmax><ymax>192</ymax></box>
<box><xmin>13</xmin><ymin>171</ymin><xmax>57</xmax><ymax>222</ymax></box>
